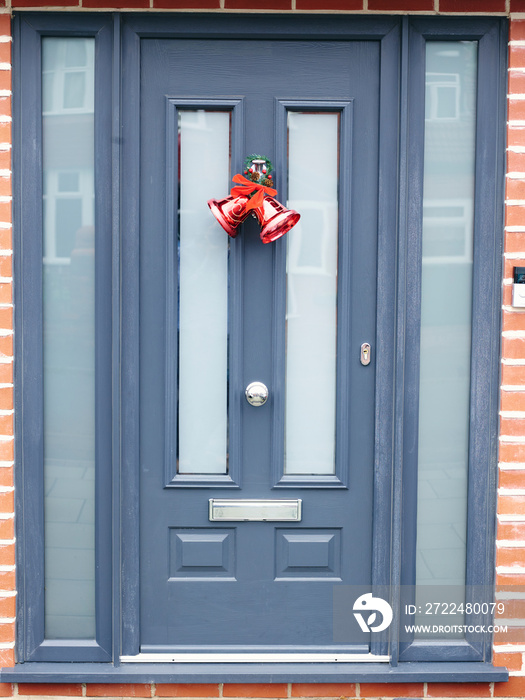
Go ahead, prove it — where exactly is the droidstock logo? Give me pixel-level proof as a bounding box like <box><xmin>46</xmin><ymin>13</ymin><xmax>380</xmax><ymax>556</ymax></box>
<box><xmin>353</xmin><ymin>593</ymin><xmax>393</xmax><ymax>633</ymax></box>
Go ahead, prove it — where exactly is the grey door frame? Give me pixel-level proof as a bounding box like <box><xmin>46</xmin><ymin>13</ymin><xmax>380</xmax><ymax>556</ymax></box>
<box><xmin>11</xmin><ymin>11</ymin><xmax>505</xmax><ymax>675</ymax></box>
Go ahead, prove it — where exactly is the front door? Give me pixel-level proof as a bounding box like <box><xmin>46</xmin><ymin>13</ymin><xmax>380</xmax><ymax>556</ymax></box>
<box><xmin>135</xmin><ymin>21</ymin><xmax>396</xmax><ymax>654</ymax></box>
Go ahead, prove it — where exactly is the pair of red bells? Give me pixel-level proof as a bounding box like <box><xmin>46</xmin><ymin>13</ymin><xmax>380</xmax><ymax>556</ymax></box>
<box><xmin>207</xmin><ymin>164</ymin><xmax>300</xmax><ymax>243</ymax></box>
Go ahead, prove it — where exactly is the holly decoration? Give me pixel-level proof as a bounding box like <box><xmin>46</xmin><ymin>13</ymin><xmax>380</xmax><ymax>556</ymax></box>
<box><xmin>243</xmin><ymin>154</ymin><xmax>274</xmax><ymax>187</ymax></box>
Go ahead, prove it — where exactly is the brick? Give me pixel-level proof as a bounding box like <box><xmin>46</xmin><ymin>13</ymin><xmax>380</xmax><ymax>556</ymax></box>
<box><xmin>427</xmin><ymin>683</ymin><xmax>491</xmax><ymax>697</ymax></box>
<box><xmin>440</xmin><ymin>0</ymin><xmax>504</xmax><ymax>8</ymax></box>
<box><xmin>509</xmin><ymin>99</ymin><xmax>525</xmax><ymax>123</ymax></box>
<box><xmin>0</xmin><ymin>45</ymin><xmax>10</xmax><ymax>66</ymax></box>
<box><xmin>0</xmin><ymin>308</ymin><xmax>12</xmax><ymax>331</ymax></box>
<box><xmin>499</xmin><ymin>442</ymin><xmax>525</xmax><ymax>461</ymax></box>
<box><xmin>507</xmin><ymin>150</ymin><xmax>525</xmax><ymax>174</ymax></box>
<box><xmin>12</xmin><ymin>0</ymin><xmax>78</xmax><ymax>6</ymax></box>
<box><xmin>0</xmin><ymin>285</ymin><xmax>11</xmax><ymax>306</ymax></box>
<box><xmin>504</xmin><ymin>285</ymin><xmax>514</xmax><ymax>306</ymax></box>
<box><xmin>368</xmin><ymin>0</ymin><xmax>433</xmax><ymax>8</ymax></box>
<box><xmin>0</xmin><ymin>17</ymin><xmax>10</xmax><ymax>36</ymax></box>
<box><xmin>0</xmin><ymin>569</ymin><xmax>15</xmax><ymax>589</ymax></box>
<box><xmin>510</xmin><ymin>46</ymin><xmax>525</xmax><ymax>71</ymax></box>
<box><xmin>509</xmin><ymin>72</ymin><xmax>525</xmax><ymax>96</ymax></box>
<box><xmin>493</xmin><ymin>650</ymin><xmax>523</xmax><ymax>671</ymax></box>
<box><xmin>507</xmin><ymin>178</ymin><xmax>525</xmax><ymax>201</ymax></box>
<box><xmin>0</xmin><ymin>650</ymin><xmax>13</xmax><ymax>668</ymax></box>
<box><xmin>0</xmin><ymin>621</ymin><xmax>15</xmax><ymax>643</ymax></box>
<box><xmin>360</xmin><ymin>683</ymin><xmax>423</xmax><ymax>697</ymax></box>
<box><xmin>505</xmin><ymin>230</ymin><xmax>525</xmax><ymax>252</ymax></box>
<box><xmin>498</xmin><ymin>494</ymin><xmax>525</xmax><ymax>515</ymax></box>
<box><xmin>83</xmin><ymin>0</ymin><xmax>148</xmax><ymax>7</ymax></box>
<box><xmin>0</xmin><ymin>231</ymin><xmax>11</xmax><ymax>254</ymax></box>
<box><xmin>0</xmin><ymin>519</ymin><xmax>14</xmax><ymax>540</ymax></box>
<box><xmin>497</xmin><ymin>546</ymin><xmax>525</xmax><ymax>567</ymax></box>
<box><xmin>0</xmin><ymin>125</ymin><xmax>11</xmax><ymax>148</ymax></box>
<box><xmin>291</xmin><ymin>685</ymin><xmax>357</xmax><ymax>697</ymax></box>
<box><xmin>502</xmin><ymin>362</ymin><xmax>525</xmax><ymax>385</ymax></box>
<box><xmin>0</xmin><ymin>593</ymin><xmax>14</xmax><ymax>619</ymax></box>
<box><xmin>0</xmin><ymin>684</ymin><xmax>12</xmax><ymax>696</ymax></box>
<box><xmin>0</xmin><ymin>203</ymin><xmax>11</xmax><ymax>226</ymax></box>
<box><xmin>500</xmin><ymin>415</ymin><xmax>525</xmax><ymax>435</ymax></box>
<box><xmin>0</xmin><ymin>490</ymin><xmax>13</xmax><ymax>514</ymax></box>
<box><xmin>502</xmin><ymin>336</ymin><xmax>525</xmax><ymax>361</ymax></box>
<box><xmin>494</xmin><ymin>625</ymin><xmax>525</xmax><ymax>644</ymax></box>
<box><xmin>19</xmin><ymin>685</ymin><xmax>83</xmax><ymax>696</ymax></box>
<box><xmin>86</xmin><ymin>685</ymin><xmax>152</xmax><ymax>697</ymax></box>
<box><xmin>499</xmin><ymin>468</ymin><xmax>525</xmax><ymax>488</ymax></box>
<box><xmin>0</xmin><ymin>415</ymin><xmax>13</xmax><ymax>437</ymax></box>
<box><xmin>0</xmin><ymin>153</ymin><xmax>10</xmax><ymax>175</ymax></box>
<box><xmin>223</xmin><ymin>685</ymin><xmax>288</xmax><ymax>698</ymax></box>
<box><xmin>0</xmin><ymin>336</ymin><xmax>12</xmax><ymax>360</ymax></box>
<box><xmin>296</xmin><ymin>0</ymin><xmax>363</xmax><ymax>7</ymax></box>
<box><xmin>224</xmin><ymin>0</ymin><xmax>291</xmax><ymax>7</ymax></box>
<box><xmin>503</xmin><ymin>310</ymin><xmax>525</xmax><ymax>332</ymax></box>
<box><xmin>0</xmin><ymin>73</ymin><xmax>9</xmax><ymax>95</ymax></box>
<box><xmin>155</xmin><ymin>686</ymin><xmax>220</xmax><ymax>697</ymax></box>
<box><xmin>0</xmin><ymin>363</ymin><xmax>13</xmax><ymax>387</ymax></box>
<box><xmin>499</xmin><ymin>519</ymin><xmax>525</xmax><ymax>540</ymax></box>
<box><xmin>0</xmin><ymin>257</ymin><xmax>11</xmax><ymax>279</ymax></box>
<box><xmin>0</xmin><ymin>97</ymin><xmax>11</xmax><ymax>118</ymax></box>
<box><xmin>0</xmin><ymin>180</ymin><xmax>11</xmax><ymax>199</ymax></box>
<box><xmin>512</xmin><ymin>20</ymin><xmax>525</xmax><ymax>41</ymax></box>
<box><xmin>154</xmin><ymin>0</ymin><xmax>219</xmax><ymax>6</ymax></box>
<box><xmin>0</xmin><ymin>542</ymin><xmax>15</xmax><ymax>567</ymax></box>
<box><xmin>0</xmin><ymin>467</ymin><xmax>13</xmax><ymax>489</ymax></box>
<box><xmin>508</xmin><ymin>126</ymin><xmax>525</xmax><ymax>149</ymax></box>
<box><xmin>0</xmin><ymin>438</ymin><xmax>13</xmax><ymax>462</ymax></box>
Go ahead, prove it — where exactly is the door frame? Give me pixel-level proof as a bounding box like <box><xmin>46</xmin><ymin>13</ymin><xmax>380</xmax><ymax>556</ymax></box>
<box><xmin>119</xmin><ymin>13</ymin><xmax>401</xmax><ymax>659</ymax></box>
<box><xmin>9</xmin><ymin>9</ymin><xmax>506</xmax><ymax>677</ymax></box>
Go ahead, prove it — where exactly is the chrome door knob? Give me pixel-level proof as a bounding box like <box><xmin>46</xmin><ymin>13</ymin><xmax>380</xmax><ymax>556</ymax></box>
<box><xmin>245</xmin><ymin>381</ymin><xmax>269</xmax><ymax>407</ymax></box>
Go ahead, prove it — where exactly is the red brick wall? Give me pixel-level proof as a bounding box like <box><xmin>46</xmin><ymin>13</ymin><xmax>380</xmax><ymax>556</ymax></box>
<box><xmin>0</xmin><ymin>4</ymin><xmax>520</xmax><ymax>699</ymax></box>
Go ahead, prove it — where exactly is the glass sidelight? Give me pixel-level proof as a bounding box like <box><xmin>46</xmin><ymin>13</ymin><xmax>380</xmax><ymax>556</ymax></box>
<box><xmin>42</xmin><ymin>37</ymin><xmax>96</xmax><ymax>639</ymax></box>
<box><xmin>415</xmin><ymin>41</ymin><xmax>477</xmax><ymax>633</ymax></box>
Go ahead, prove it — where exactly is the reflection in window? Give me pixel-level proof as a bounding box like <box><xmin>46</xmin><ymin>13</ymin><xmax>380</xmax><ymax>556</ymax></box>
<box><xmin>42</xmin><ymin>37</ymin><xmax>95</xmax><ymax>639</ymax></box>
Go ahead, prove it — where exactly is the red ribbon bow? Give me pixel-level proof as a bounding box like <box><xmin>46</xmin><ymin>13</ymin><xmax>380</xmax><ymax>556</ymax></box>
<box><xmin>230</xmin><ymin>174</ymin><xmax>277</xmax><ymax>211</ymax></box>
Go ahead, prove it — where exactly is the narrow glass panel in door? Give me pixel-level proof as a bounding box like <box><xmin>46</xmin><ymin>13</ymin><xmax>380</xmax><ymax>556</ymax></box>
<box><xmin>286</xmin><ymin>112</ymin><xmax>339</xmax><ymax>476</ymax></box>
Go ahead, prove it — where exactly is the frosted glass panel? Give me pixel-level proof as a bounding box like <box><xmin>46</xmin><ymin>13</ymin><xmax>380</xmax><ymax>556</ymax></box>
<box><xmin>285</xmin><ymin>113</ymin><xmax>339</xmax><ymax>475</ymax></box>
<box><xmin>178</xmin><ymin>111</ymin><xmax>230</xmax><ymax>474</ymax></box>
<box><xmin>42</xmin><ymin>38</ymin><xmax>96</xmax><ymax>639</ymax></box>
<box><xmin>415</xmin><ymin>42</ymin><xmax>477</xmax><ymax>632</ymax></box>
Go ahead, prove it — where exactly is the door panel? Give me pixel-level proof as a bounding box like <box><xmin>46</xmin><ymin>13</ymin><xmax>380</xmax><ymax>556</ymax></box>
<box><xmin>139</xmin><ymin>38</ymin><xmax>380</xmax><ymax>650</ymax></box>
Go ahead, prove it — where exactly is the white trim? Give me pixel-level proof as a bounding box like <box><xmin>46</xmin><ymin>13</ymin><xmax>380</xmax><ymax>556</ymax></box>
<box><xmin>120</xmin><ymin>653</ymin><xmax>391</xmax><ymax>664</ymax></box>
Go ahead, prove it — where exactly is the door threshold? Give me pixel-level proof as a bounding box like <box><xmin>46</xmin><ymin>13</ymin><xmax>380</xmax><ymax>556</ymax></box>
<box><xmin>120</xmin><ymin>654</ymin><xmax>390</xmax><ymax>663</ymax></box>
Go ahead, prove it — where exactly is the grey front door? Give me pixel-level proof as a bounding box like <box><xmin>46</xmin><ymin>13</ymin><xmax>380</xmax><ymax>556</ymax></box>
<box><xmin>136</xmin><ymin>26</ymin><xmax>392</xmax><ymax>653</ymax></box>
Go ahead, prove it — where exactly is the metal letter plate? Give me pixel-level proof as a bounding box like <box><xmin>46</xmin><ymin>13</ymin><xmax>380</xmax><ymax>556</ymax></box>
<box><xmin>209</xmin><ymin>499</ymin><xmax>302</xmax><ymax>522</ymax></box>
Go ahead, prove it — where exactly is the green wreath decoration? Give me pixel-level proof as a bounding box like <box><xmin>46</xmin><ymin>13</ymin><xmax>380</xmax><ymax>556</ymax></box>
<box><xmin>243</xmin><ymin>154</ymin><xmax>274</xmax><ymax>187</ymax></box>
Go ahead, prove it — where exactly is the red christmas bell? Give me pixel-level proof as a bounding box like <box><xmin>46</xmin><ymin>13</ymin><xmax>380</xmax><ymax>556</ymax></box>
<box><xmin>207</xmin><ymin>194</ymin><xmax>250</xmax><ymax>238</ymax></box>
<box><xmin>208</xmin><ymin>155</ymin><xmax>301</xmax><ymax>243</ymax></box>
<box><xmin>254</xmin><ymin>196</ymin><xmax>301</xmax><ymax>244</ymax></box>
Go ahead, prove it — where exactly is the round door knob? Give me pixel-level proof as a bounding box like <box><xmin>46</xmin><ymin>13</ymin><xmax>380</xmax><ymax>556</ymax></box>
<box><xmin>245</xmin><ymin>381</ymin><xmax>269</xmax><ymax>407</ymax></box>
